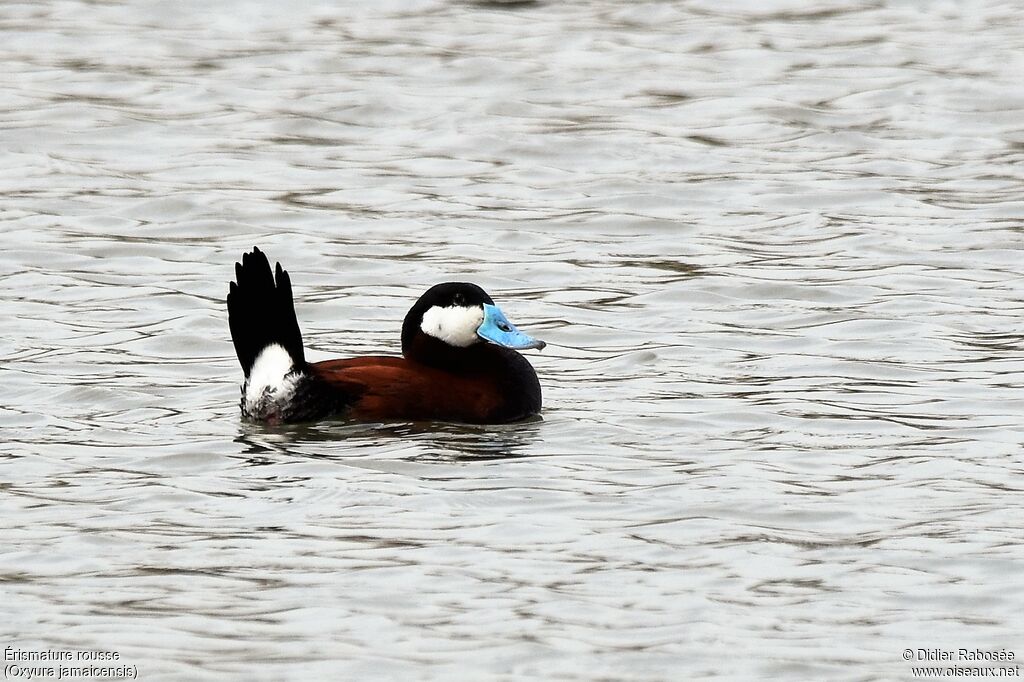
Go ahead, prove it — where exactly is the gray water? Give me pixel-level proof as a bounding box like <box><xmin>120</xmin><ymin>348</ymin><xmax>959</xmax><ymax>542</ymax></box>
<box><xmin>2</xmin><ymin>1</ymin><xmax>1023</xmax><ymax>680</ymax></box>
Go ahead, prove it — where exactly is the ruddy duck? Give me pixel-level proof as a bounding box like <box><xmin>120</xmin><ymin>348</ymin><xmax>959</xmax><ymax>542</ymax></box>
<box><xmin>227</xmin><ymin>247</ymin><xmax>545</xmax><ymax>424</ymax></box>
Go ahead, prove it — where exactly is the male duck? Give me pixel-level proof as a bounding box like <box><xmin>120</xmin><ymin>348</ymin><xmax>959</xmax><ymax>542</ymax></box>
<box><xmin>227</xmin><ymin>247</ymin><xmax>545</xmax><ymax>424</ymax></box>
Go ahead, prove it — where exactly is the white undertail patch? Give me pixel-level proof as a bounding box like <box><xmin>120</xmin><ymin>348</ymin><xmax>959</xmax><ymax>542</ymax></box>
<box><xmin>242</xmin><ymin>344</ymin><xmax>300</xmax><ymax>419</ymax></box>
<box><xmin>420</xmin><ymin>305</ymin><xmax>484</xmax><ymax>348</ymax></box>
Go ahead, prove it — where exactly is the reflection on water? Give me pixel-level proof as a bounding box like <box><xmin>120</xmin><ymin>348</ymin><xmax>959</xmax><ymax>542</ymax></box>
<box><xmin>3</xmin><ymin>0</ymin><xmax>1024</xmax><ymax>679</ymax></box>
<box><xmin>235</xmin><ymin>419</ymin><xmax>542</xmax><ymax>463</ymax></box>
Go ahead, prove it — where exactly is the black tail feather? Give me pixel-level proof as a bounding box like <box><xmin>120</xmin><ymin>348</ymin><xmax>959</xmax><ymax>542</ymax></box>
<box><xmin>227</xmin><ymin>247</ymin><xmax>306</xmax><ymax>376</ymax></box>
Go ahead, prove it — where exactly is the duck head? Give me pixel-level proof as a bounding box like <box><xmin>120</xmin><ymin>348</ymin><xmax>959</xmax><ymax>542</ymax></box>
<box><xmin>401</xmin><ymin>282</ymin><xmax>545</xmax><ymax>362</ymax></box>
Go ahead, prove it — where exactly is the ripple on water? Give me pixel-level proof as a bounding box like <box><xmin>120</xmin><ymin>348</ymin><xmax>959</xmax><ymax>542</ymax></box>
<box><xmin>2</xmin><ymin>0</ymin><xmax>1024</xmax><ymax>679</ymax></box>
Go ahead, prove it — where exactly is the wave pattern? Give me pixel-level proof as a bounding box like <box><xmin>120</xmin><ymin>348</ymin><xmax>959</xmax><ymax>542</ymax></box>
<box><xmin>2</xmin><ymin>0</ymin><xmax>1022</xmax><ymax>679</ymax></box>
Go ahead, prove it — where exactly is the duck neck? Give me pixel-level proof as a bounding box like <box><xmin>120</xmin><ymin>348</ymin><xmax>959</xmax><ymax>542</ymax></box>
<box><xmin>403</xmin><ymin>333</ymin><xmax>498</xmax><ymax>373</ymax></box>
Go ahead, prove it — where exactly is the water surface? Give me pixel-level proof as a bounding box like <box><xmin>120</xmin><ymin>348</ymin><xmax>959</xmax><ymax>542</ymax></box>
<box><xmin>2</xmin><ymin>0</ymin><xmax>1023</xmax><ymax>679</ymax></box>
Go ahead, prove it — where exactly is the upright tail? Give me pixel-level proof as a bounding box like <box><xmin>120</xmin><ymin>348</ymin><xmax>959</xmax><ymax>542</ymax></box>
<box><xmin>227</xmin><ymin>247</ymin><xmax>306</xmax><ymax>377</ymax></box>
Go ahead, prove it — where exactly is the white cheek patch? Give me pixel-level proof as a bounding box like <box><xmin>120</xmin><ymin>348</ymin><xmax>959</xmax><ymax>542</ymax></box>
<box><xmin>420</xmin><ymin>305</ymin><xmax>484</xmax><ymax>348</ymax></box>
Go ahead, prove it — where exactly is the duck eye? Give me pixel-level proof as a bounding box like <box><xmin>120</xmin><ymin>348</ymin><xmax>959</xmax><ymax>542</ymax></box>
<box><xmin>453</xmin><ymin>293</ymin><xmax>465</xmax><ymax>306</ymax></box>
